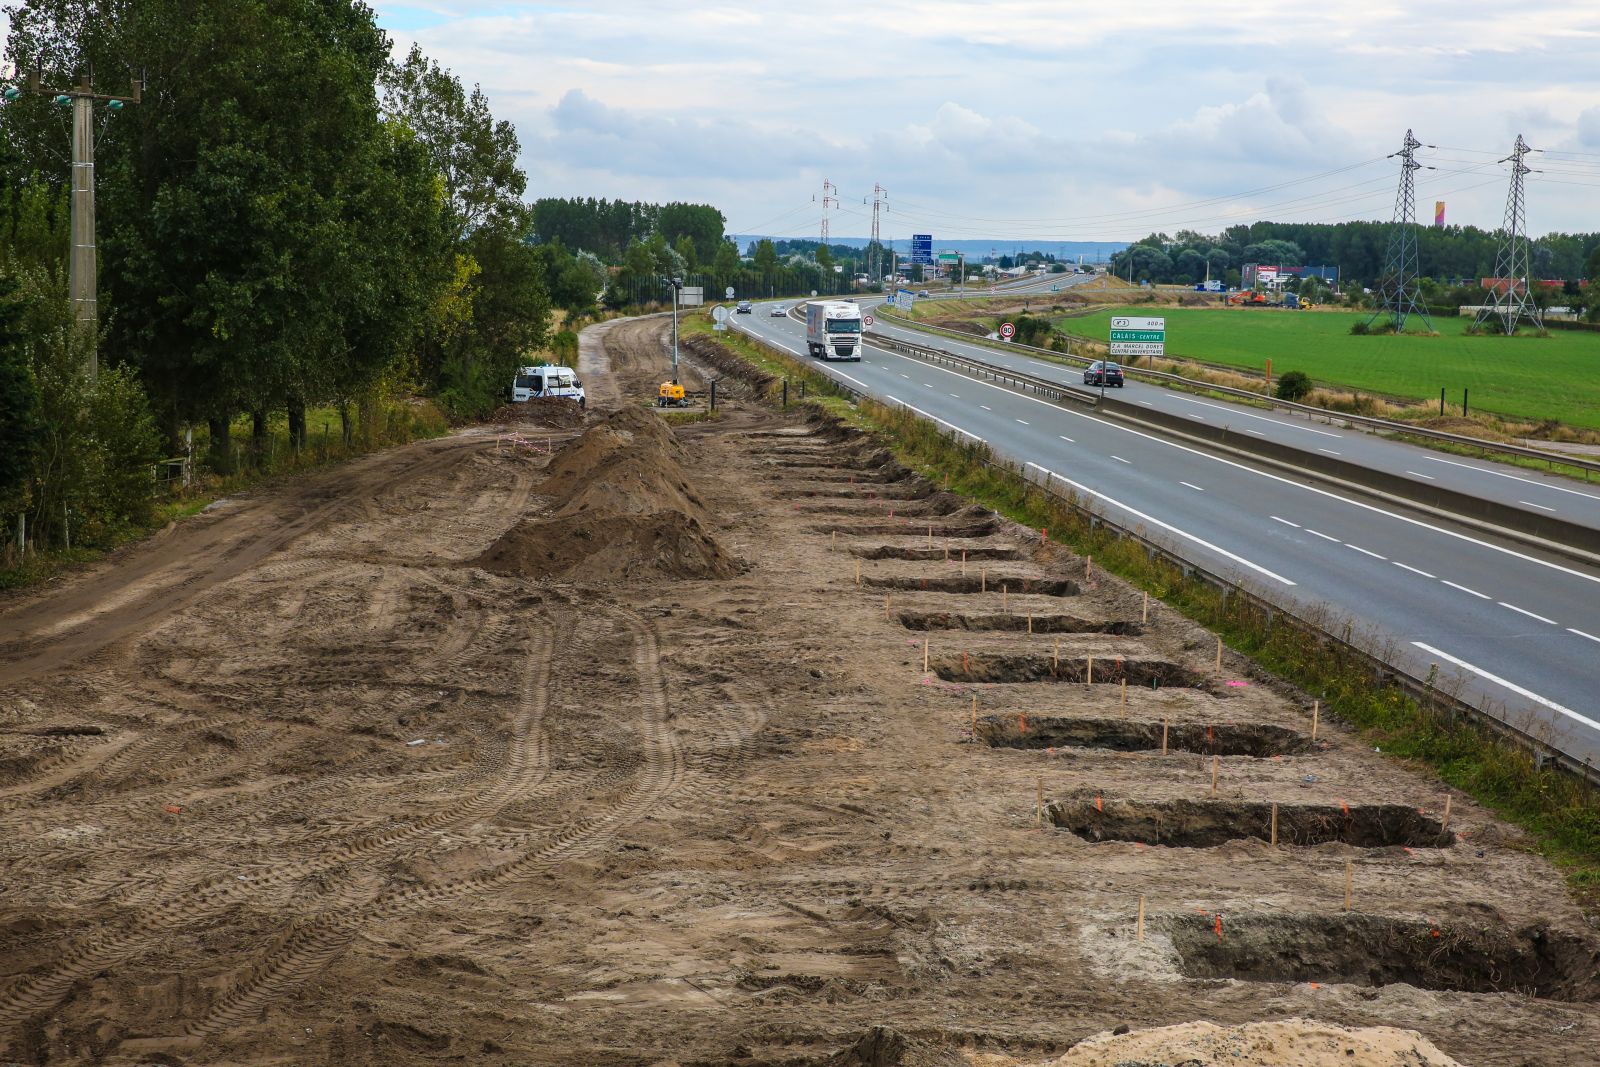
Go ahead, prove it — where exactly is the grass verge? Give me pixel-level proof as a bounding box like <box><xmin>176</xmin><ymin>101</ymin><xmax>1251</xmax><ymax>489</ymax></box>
<box><xmin>698</xmin><ymin>315</ymin><xmax>1600</xmax><ymax>907</ymax></box>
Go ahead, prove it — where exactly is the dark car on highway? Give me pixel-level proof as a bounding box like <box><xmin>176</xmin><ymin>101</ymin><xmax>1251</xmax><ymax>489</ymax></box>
<box><xmin>735</xmin><ymin>300</ymin><xmax>753</xmax><ymax>314</ymax></box>
<box><xmin>1084</xmin><ymin>360</ymin><xmax>1124</xmax><ymax>387</ymax></box>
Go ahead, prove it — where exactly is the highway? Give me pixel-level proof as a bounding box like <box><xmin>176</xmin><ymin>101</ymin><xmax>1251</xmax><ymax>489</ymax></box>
<box><xmin>733</xmin><ymin>299</ymin><xmax>1600</xmax><ymax>773</ymax></box>
<box><xmin>865</xmin><ymin>309</ymin><xmax>1600</xmax><ymax>536</ymax></box>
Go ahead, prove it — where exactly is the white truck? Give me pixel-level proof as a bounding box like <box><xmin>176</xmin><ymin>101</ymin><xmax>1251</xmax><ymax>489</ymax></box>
<box><xmin>804</xmin><ymin>300</ymin><xmax>864</xmax><ymax>361</ymax></box>
<box><xmin>511</xmin><ymin>364</ymin><xmax>586</xmax><ymax>406</ymax></box>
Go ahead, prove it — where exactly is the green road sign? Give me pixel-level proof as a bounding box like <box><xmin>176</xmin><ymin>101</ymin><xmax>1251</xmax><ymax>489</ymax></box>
<box><xmin>1109</xmin><ymin>329</ymin><xmax>1166</xmax><ymax>342</ymax></box>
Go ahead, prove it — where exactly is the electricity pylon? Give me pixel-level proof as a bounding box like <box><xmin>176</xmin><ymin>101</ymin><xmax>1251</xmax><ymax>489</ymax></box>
<box><xmin>1368</xmin><ymin>129</ymin><xmax>1434</xmax><ymax>334</ymax></box>
<box><xmin>868</xmin><ymin>183</ymin><xmax>887</xmax><ymax>283</ymax></box>
<box><xmin>1475</xmin><ymin>135</ymin><xmax>1542</xmax><ymax>336</ymax></box>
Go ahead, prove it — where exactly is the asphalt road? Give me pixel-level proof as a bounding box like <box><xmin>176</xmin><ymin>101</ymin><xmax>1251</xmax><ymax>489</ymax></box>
<box><xmin>735</xmin><ymin>299</ymin><xmax>1600</xmax><ymax>773</ymax></box>
<box><xmin>864</xmin><ymin>312</ymin><xmax>1600</xmax><ymax>535</ymax></box>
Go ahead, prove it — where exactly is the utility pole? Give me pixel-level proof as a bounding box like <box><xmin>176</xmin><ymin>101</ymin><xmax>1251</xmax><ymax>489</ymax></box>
<box><xmin>665</xmin><ymin>276</ymin><xmax>683</xmax><ymax>383</ymax></box>
<box><xmin>4</xmin><ymin>67</ymin><xmax>142</xmax><ymax>382</ymax></box>
<box><xmin>1475</xmin><ymin>135</ymin><xmax>1542</xmax><ymax>336</ymax></box>
<box><xmin>819</xmin><ymin>178</ymin><xmax>838</xmax><ymax>294</ymax></box>
<box><xmin>868</xmin><ymin>183</ymin><xmax>887</xmax><ymax>284</ymax></box>
<box><xmin>1369</xmin><ymin>129</ymin><xmax>1435</xmax><ymax>334</ymax></box>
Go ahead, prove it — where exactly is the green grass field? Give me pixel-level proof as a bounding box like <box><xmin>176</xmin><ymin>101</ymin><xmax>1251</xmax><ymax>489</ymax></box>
<box><xmin>1063</xmin><ymin>307</ymin><xmax>1600</xmax><ymax>429</ymax></box>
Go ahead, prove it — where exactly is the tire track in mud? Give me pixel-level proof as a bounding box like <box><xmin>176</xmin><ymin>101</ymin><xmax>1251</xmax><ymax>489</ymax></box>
<box><xmin>180</xmin><ymin>609</ymin><xmax>690</xmax><ymax>1040</ymax></box>
<box><xmin>0</xmin><ymin>620</ymin><xmax>561</xmax><ymax>1028</ymax></box>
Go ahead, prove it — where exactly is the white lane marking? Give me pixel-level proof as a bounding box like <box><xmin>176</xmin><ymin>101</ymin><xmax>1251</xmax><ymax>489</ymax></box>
<box><xmin>1191</xmin><ymin>414</ymin><xmax>1206</xmax><ymax>421</ymax></box>
<box><xmin>1241</xmin><ymin>428</ymin><xmax>1267</xmax><ymax>436</ymax></box>
<box><xmin>1346</xmin><ymin>544</ymin><xmax>1386</xmax><ymax>560</ymax></box>
<box><xmin>1519</xmin><ymin>500</ymin><xmax>1556</xmax><ymax>513</ymax></box>
<box><xmin>1045</xmin><ymin>405</ymin><xmax>1600</xmax><ymax>588</ymax></box>
<box><xmin>1059</xmin><ymin>435</ymin><xmax>1075</xmax><ymax>443</ymax></box>
<box><xmin>1441</xmin><ymin>580</ymin><xmax>1490</xmax><ymax>600</ymax></box>
<box><xmin>1424</xmin><ymin>455</ymin><xmax>1600</xmax><ymax>502</ymax></box>
<box><xmin>884</xmin><ymin>395</ymin><xmax>984</xmax><ymax>443</ymax></box>
<box><xmin>1016</xmin><ymin>419</ymin><xmax>1030</xmax><ymax>426</ymax></box>
<box><xmin>1178</xmin><ymin>396</ymin><xmax>1343</xmax><ymax>438</ymax></box>
<box><xmin>900</xmin><ymin>373</ymin><xmax>910</xmax><ymax>379</ymax></box>
<box><xmin>1112</xmin><ymin>456</ymin><xmax>1131</xmax><ymax>464</ymax></box>
<box><xmin>1270</xmin><ymin>516</ymin><xmax>1301</xmax><ymax>528</ymax></box>
<box><xmin>1499</xmin><ymin>602</ymin><xmax>1557</xmax><ymax>625</ymax></box>
<box><xmin>1569</xmin><ymin>627</ymin><xmax>1600</xmax><ymax>644</ymax></box>
<box><xmin>1406</xmin><ymin>471</ymin><xmax>1436</xmax><ymax>480</ymax></box>
<box><xmin>1393</xmin><ymin>561</ymin><xmax>1436</xmax><ymax>578</ymax></box>
<box><xmin>1318</xmin><ymin>448</ymin><xmax>1343</xmax><ymax>456</ymax></box>
<box><xmin>1180</xmin><ymin>482</ymin><xmax>1205</xmax><ymax>492</ymax></box>
<box><xmin>1027</xmin><ymin>462</ymin><xmax>1295</xmax><ymax>586</ymax></box>
<box><xmin>1414</xmin><ymin>642</ymin><xmax>1600</xmax><ymax>734</ymax></box>
<box><xmin>1306</xmin><ymin>529</ymin><xmax>1340</xmax><ymax>542</ymax></box>
<box><xmin>950</xmin><ymin>393</ymin><xmax>960</xmax><ymax>398</ymax></box>
<box><xmin>1139</xmin><ymin>401</ymin><xmax>1155</xmax><ymax>407</ymax></box>
<box><xmin>980</xmin><ymin>404</ymin><xmax>992</xmax><ymax>411</ymax></box>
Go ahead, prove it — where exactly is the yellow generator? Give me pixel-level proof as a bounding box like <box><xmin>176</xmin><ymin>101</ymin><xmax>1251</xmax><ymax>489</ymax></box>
<box><xmin>657</xmin><ymin>381</ymin><xmax>687</xmax><ymax>407</ymax></box>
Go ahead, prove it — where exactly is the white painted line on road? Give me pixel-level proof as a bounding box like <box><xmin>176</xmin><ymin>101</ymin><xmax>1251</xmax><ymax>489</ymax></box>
<box><xmin>1569</xmin><ymin>628</ymin><xmax>1600</xmax><ymax>644</ymax></box>
<box><xmin>900</xmin><ymin>373</ymin><xmax>910</xmax><ymax>379</ymax></box>
<box><xmin>1112</xmin><ymin>456</ymin><xmax>1131</xmax><ymax>464</ymax></box>
<box><xmin>1059</xmin><ymin>435</ymin><xmax>1075</xmax><ymax>444</ymax></box>
<box><xmin>1414</xmin><ymin>642</ymin><xmax>1600</xmax><ymax>734</ymax></box>
<box><xmin>1441</xmin><ymin>580</ymin><xmax>1490</xmax><ymax>600</ymax></box>
<box><xmin>950</xmin><ymin>393</ymin><xmax>960</xmax><ymax>398</ymax></box>
<box><xmin>1027</xmin><ymin>462</ymin><xmax>1296</xmax><ymax>586</ymax></box>
<box><xmin>1177</xmin><ymin>396</ymin><xmax>1343</xmax><ymax>438</ymax></box>
<box><xmin>1191</xmin><ymin>414</ymin><xmax>1206</xmax><ymax>421</ymax></box>
<box><xmin>1406</xmin><ymin>471</ymin><xmax>1436</xmax><ymax>480</ymax></box>
<box><xmin>1241</xmin><ymin>428</ymin><xmax>1267</xmax><ymax>436</ymax></box>
<box><xmin>1519</xmin><ymin>500</ymin><xmax>1557</xmax><ymax>513</ymax></box>
<box><xmin>1306</xmin><ymin>529</ymin><xmax>1340</xmax><ymax>542</ymax></box>
<box><xmin>1346</xmin><ymin>544</ymin><xmax>1386</xmax><ymax>560</ymax></box>
<box><xmin>1181</xmin><ymin>482</ymin><xmax>1205</xmax><ymax>492</ymax></box>
<box><xmin>1139</xmin><ymin>401</ymin><xmax>1155</xmax><ymax>407</ymax></box>
<box><xmin>1424</xmin><ymin>455</ymin><xmax>1600</xmax><ymax>502</ymax></box>
<box><xmin>1016</xmin><ymin>419</ymin><xmax>1030</xmax><ymax>426</ymax></box>
<box><xmin>1499</xmin><ymin>601</ymin><xmax>1557</xmax><ymax>625</ymax></box>
<box><xmin>885</xmin><ymin>395</ymin><xmax>984</xmax><ymax>443</ymax></box>
<box><xmin>1270</xmin><ymin>516</ymin><xmax>1301</xmax><ymax>528</ymax></box>
<box><xmin>980</xmin><ymin>404</ymin><xmax>992</xmax><ymax>411</ymax></box>
<box><xmin>1393</xmin><ymin>562</ymin><xmax>1436</xmax><ymax>578</ymax></box>
<box><xmin>1051</xmin><ymin>407</ymin><xmax>1600</xmax><ymax>588</ymax></box>
<box><xmin>1318</xmin><ymin>448</ymin><xmax>1343</xmax><ymax>456</ymax></box>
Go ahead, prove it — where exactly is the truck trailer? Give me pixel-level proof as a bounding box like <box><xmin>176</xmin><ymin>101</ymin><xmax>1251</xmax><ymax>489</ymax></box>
<box><xmin>804</xmin><ymin>300</ymin><xmax>864</xmax><ymax>361</ymax></box>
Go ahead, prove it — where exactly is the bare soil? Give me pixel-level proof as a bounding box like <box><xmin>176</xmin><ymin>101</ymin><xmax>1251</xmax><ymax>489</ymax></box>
<box><xmin>1</xmin><ymin>316</ymin><xmax>1597</xmax><ymax>1066</ymax></box>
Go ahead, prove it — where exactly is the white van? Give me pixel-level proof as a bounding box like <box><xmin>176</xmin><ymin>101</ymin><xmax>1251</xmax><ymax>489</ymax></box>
<box><xmin>511</xmin><ymin>365</ymin><xmax>585</xmax><ymax>405</ymax></box>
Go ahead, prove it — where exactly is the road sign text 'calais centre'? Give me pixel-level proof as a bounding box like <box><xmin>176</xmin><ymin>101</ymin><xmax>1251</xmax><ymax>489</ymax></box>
<box><xmin>1109</xmin><ymin>315</ymin><xmax>1164</xmax><ymax>358</ymax></box>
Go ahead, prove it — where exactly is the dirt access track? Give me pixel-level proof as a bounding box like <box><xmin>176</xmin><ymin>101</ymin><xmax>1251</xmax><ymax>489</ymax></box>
<box><xmin>1</xmin><ymin>315</ymin><xmax>1597</xmax><ymax>1066</ymax></box>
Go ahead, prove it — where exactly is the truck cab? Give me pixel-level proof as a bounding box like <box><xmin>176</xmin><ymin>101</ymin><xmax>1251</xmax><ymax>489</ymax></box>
<box><xmin>804</xmin><ymin>300</ymin><xmax>864</xmax><ymax>361</ymax></box>
<box><xmin>512</xmin><ymin>364</ymin><xmax>586</xmax><ymax>405</ymax></box>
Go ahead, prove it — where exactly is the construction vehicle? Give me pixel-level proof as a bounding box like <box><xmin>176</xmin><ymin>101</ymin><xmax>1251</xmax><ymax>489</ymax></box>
<box><xmin>1227</xmin><ymin>290</ymin><xmax>1271</xmax><ymax>306</ymax></box>
<box><xmin>657</xmin><ymin>381</ymin><xmax>688</xmax><ymax>407</ymax></box>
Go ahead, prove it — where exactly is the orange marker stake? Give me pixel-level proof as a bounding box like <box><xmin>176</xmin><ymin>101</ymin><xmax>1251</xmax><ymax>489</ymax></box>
<box><xmin>1095</xmin><ymin>794</ymin><xmax>1103</xmax><ymax>812</ymax></box>
<box><xmin>1018</xmin><ymin>712</ymin><xmax>1027</xmax><ymax>735</ymax></box>
<box><xmin>1214</xmin><ymin>913</ymin><xmax>1224</xmax><ymax>942</ymax></box>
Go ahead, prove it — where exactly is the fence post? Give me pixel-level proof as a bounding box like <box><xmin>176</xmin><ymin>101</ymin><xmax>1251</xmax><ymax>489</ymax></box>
<box><xmin>709</xmin><ymin>380</ymin><xmax>717</xmax><ymax>412</ymax></box>
<box><xmin>782</xmin><ymin>379</ymin><xmax>789</xmax><ymax>408</ymax></box>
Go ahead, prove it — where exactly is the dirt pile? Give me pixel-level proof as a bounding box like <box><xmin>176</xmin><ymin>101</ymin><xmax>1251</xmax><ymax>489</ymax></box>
<box><xmin>987</xmin><ymin>1018</ymin><xmax>1465</xmax><ymax>1067</ymax></box>
<box><xmin>476</xmin><ymin>407</ymin><xmax>739</xmax><ymax>582</ymax></box>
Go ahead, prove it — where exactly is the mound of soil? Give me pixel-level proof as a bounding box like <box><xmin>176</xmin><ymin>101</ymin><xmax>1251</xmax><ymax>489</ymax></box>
<box><xmin>476</xmin><ymin>406</ymin><xmax>737</xmax><ymax>582</ymax></box>
<box><xmin>475</xmin><ymin>510</ymin><xmax>740</xmax><ymax>582</ymax></box>
<box><xmin>493</xmin><ymin>395</ymin><xmax>588</xmax><ymax>429</ymax></box>
<box><xmin>1001</xmin><ymin>1018</ymin><xmax>1464</xmax><ymax>1067</ymax></box>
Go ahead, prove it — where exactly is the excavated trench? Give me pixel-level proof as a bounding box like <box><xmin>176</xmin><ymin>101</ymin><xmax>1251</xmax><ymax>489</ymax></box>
<box><xmin>769</xmin><ymin>465</ymin><xmax>908</xmax><ymax>483</ymax></box>
<box><xmin>1051</xmin><ymin>795</ymin><xmax>1452</xmax><ymax>848</ymax></box>
<box><xmin>796</xmin><ymin>496</ymin><xmax>967</xmax><ymax>517</ymax></box>
<box><xmin>864</xmin><ymin>575</ymin><xmax>1079</xmax><ymax>596</ymax></box>
<box><xmin>1167</xmin><ymin>912</ymin><xmax>1600</xmax><ymax>1002</ymax></box>
<box><xmin>932</xmin><ymin>654</ymin><xmax>1203</xmax><ymax>688</ymax></box>
<box><xmin>979</xmin><ymin>715</ymin><xmax>1307</xmax><ymax>756</ymax></box>
<box><xmin>900</xmin><ymin>611</ymin><xmax>1140</xmax><ymax>635</ymax></box>
<box><xmin>777</xmin><ymin>484</ymin><xmax>933</xmax><ymax>501</ymax></box>
<box><xmin>854</xmin><ymin>545</ymin><xmax>1021</xmax><ymax>561</ymax></box>
<box><xmin>812</xmin><ymin>519</ymin><xmax>1002</xmax><ymax>538</ymax></box>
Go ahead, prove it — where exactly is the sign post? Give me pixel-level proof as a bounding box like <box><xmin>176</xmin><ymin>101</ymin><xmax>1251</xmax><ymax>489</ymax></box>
<box><xmin>1109</xmin><ymin>315</ymin><xmax>1165</xmax><ymax>363</ymax></box>
<box><xmin>999</xmin><ymin>321</ymin><xmax>1016</xmax><ymax>341</ymax></box>
<box><xmin>711</xmin><ymin>305</ymin><xmax>729</xmax><ymax>332</ymax></box>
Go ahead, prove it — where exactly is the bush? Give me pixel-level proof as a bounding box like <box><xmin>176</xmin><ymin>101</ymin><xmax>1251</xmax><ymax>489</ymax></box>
<box><xmin>550</xmin><ymin>329</ymin><xmax>579</xmax><ymax>367</ymax></box>
<box><xmin>1276</xmin><ymin>370</ymin><xmax>1313</xmax><ymax>402</ymax></box>
<box><xmin>1348</xmin><ymin>320</ymin><xmax>1370</xmax><ymax>336</ymax></box>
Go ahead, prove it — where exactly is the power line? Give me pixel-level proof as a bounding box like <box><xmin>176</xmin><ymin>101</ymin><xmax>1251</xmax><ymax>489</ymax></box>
<box><xmin>1475</xmin><ymin>135</ymin><xmax>1541</xmax><ymax>336</ymax></box>
<box><xmin>1370</xmin><ymin>129</ymin><xmax>1433</xmax><ymax>333</ymax></box>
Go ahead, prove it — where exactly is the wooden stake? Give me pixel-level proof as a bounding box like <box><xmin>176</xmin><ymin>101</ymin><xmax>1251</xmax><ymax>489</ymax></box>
<box><xmin>927</xmin><ymin>525</ymin><xmax>933</xmax><ymax>547</ymax></box>
<box><xmin>1440</xmin><ymin>795</ymin><xmax>1452</xmax><ymax>837</ymax></box>
<box><xmin>1002</xmin><ymin>584</ymin><xmax>1008</xmax><ymax>612</ymax></box>
<box><xmin>971</xmin><ymin>694</ymin><xmax>978</xmax><ymax>738</ymax></box>
<box><xmin>961</xmin><ymin>549</ymin><xmax>967</xmax><ymax>576</ymax></box>
<box><xmin>1085</xmin><ymin>555</ymin><xmax>1092</xmax><ymax>580</ymax></box>
<box><xmin>1121</xmin><ymin>678</ymin><xmax>1127</xmax><ymax>706</ymax></box>
<box><xmin>981</xmin><ymin>567</ymin><xmax>987</xmax><ymax>592</ymax></box>
<box><xmin>1270</xmin><ymin>802</ymin><xmax>1279</xmax><ymax>847</ymax></box>
<box><xmin>1311</xmin><ymin>700</ymin><xmax>1320</xmax><ymax>741</ymax></box>
<box><xmin>923</xmin><ymin>638</ymin><xmax>930</xmax><ymax>674</ymax></box>
<box><xmin>1142</xmin><ymin>591</ymin><xmax>1149</xmax><ymax>624</ymax></box>
<box><xmin>1343</xmin><ymin>860</ymin><xmax>1353</xmax><ymax>912</ymax></box>
<box><xmin>1053</xmin><ymin>639</ymin><xmax>1060</xmax><ymax>674</ymax></box>
<box><xmin>832</xmin><ymin>528</ymin><xmax>837</xmax><ymax>548</ymax></box>
<box><xmin>1161</xmin><ymin>718</ymin><xmax>1169</xmax><ymax>755</ymax></box>
<box><xmin>855</xmin><ymin>559</ymin><xmax>861</xmax><ymax>586</ymax></box>
<box><xmin>1136</xmin><ymin>895</ymin><xmax>1146</xmax><ymax>942</ymax></box>
<box><xmin>1027</xmin><ymin>613</ymin><xmax>1033</xmax><ymax>635</ymax></box>
<box><xmin>1211</xmin><ymin>755</ymin><xmax>1218</xmax><ymax>796</ymax></box>
<box><xmin>1087</xmin><ymin>655</ymin><xmax>1094</xmax><ymax>685</ymax></box>
<box><xmin>1036</xmin><ymin>776</ymin><xmax>1044</xmax><ymax>828</ymax></box>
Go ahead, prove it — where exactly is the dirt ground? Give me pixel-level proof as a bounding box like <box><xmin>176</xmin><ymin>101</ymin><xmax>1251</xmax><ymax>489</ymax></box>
<box><xmin>2</xmin><ymin>316</ymin><xmax>1597</xmax><ymax>1066</ymax></box>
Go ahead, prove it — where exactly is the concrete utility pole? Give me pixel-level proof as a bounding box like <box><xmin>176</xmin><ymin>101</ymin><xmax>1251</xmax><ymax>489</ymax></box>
<box><xmin>5</xmin><ymin>67</ymin><xmax>142</xmax><ymax>382</ymax></box>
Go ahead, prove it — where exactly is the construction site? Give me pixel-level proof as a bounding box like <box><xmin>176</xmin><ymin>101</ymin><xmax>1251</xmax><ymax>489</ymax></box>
<box><xmin>1</xmin><ymin>314</ymin><xmax>1597</xmax><ymax>1066</ymax></box>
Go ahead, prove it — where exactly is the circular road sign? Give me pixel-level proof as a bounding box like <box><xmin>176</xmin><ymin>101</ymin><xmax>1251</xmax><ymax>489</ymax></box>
<box><xmin>999</xmin><ymin>321</ymin><xmax>1016</xmax><ymax>339</ymax></box>
<box><xmin>1111</xmin><ymin>316</ymin><xmax>1132</xmax><ymax>328</ymax></box>
<box><xmin>711</xmin><ymin>305</ymin><xmax>729</xmax><ymax>323</ymax></box>
<box><xmin>863</xmin><ymin>314</ymin><xmax>874</xmax><ymax>327</ymax></box>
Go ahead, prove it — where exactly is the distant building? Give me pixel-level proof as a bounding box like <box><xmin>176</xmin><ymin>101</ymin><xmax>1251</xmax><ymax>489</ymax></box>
<box><xmin>1242</xmin><ymin>263</ymin><xmax>1340</xmax><ymax>289</ymax></box>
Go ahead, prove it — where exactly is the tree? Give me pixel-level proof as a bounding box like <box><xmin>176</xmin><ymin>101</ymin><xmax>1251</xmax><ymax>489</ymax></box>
<box><xmin>674</xmin><ymin>234</ymin><xmax>698</xmax><ymax>273</ymax></box>
<box><xmin>815</xmin><ymin>244</ymin><xmax>834</xmax><ymax>273</ymax></box>
<box><xmin>0</xmin><ymin>275</ymin><xmax>39</xmax><ymax>515</ymax></box>
<box><xmin>1587</xmin><ymin>245</ymin><xmax>1600</xmax><ymax>285</ymax></box>
<box><xmin>712</xmin><ymin>239</ymin><xmax>740</xmax><ymax>282</ymax></box>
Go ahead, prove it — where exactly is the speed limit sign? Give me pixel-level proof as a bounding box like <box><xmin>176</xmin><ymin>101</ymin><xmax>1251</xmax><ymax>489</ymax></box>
<box><xmin>864</xmin><ymin>314</ymin><xmax>874</xmax><ymax>327</ymax></box>
<box><xmin>999</xmin><ymin>321</ymin><xmax>1016</xmax><ymax>339</ymax></box>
